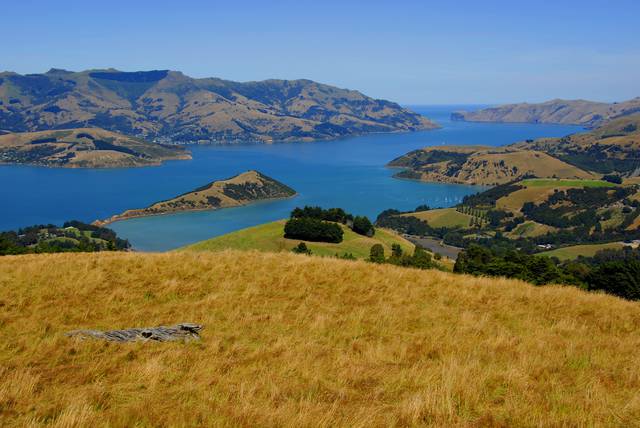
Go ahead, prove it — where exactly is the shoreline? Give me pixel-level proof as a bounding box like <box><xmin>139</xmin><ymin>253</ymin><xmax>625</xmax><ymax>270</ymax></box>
<box><xmin>93</xmin><ymin>193</ymin><xmax>299</xmax><ymax>227</ymax></box>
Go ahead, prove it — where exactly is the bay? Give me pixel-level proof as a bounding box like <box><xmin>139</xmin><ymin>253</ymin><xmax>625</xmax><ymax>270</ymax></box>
<box><xmin>0</xmin><ymin>106</ymin><xmax>582</xmax><ymax>251</ymax></box>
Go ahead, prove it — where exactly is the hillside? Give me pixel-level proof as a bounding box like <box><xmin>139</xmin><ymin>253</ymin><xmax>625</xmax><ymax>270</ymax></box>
<box><xmin>390</xmin><ymin>115</ymin><xmax>640</xmax><ymax>185</ymax></box>
<box><xmin>389</xmin><ymin>145</ymin><xmax>595</xmax><ymax>185</ymax></box>
<box><xmin>0</xmin><ymin>69</ymin><xmax>438</xmax><ymax>143</ymax></box>
<box><xmin>95</xmin><ymin>170</ymin><xmax>295</xmax><ymax>225</ymax></box>
<box><xmin>183</xmin><ymin>220</ymin><xmax>415</xmax><ymax>259</ymax></box>
<box><xmin>0</xmin><ymin>127</ymin><xmax>190</xmax><ymax>168</ymax></box>
<box><xmin>512</xmin><ymin>114</ymin><xmax>640</xmax><ymax>174</ymax></box>
<box><xmin>0</xmin><ymin>250</ymin><xmax>639</xmax><ymax>426</ymax></box>
<box><xmin>452</xmin><ymin>97</ymin><xmax>640</xmax><ymax>127</ymax></box>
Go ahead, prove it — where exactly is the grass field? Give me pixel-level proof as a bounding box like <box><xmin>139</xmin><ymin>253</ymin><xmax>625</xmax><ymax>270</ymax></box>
<box><xmin>402</xmin><ymin>208</ymin><xmax>472</xmax><ymax>228</ymax></box>
<box><xmin>540</xmin><ymin>242</ymin><xmax>626</xmax><ymax>261</ymax></box>
<box><xmin>1</xmin><ymin>251</ymin><xmax>640</xmax><ymax>426</ymax></box>
<box><xmin>497</xmin><ymin>178</ymin><xmax>616</xmax><ymax>212</ymax></box>
<box><xmin>506</xmin><ymin>221</ymin><xmax>555</xmax><ymax>238</ymax></box>
<box><xmin>183</xmin><ymin>220</ymin><xmax>414</xmax><ymax>259</ymax></box>
<box><xmin>519</xmin><ymin>178</ymin><xmax>615</xmax><ymax>188</ymax></box>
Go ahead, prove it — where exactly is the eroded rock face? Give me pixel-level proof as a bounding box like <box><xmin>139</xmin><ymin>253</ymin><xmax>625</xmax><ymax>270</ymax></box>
<box><xmin>66</xmin><ymin>323</ymin><xmax>203</xmax><ymax>342</ymax></box>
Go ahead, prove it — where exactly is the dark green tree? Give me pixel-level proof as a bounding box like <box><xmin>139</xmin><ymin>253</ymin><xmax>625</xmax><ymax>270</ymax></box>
<box><xmin>369</xmin><ymin>244</ymin><xmax>385</xmax><ymax>263</ymax></box>
<box><xmin>292</xmin><ymin>242</ymin><xmax>312</xmax><ymax>255</ymax></box>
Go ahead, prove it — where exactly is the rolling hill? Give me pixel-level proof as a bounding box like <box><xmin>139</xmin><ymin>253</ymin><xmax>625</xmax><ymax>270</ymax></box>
<box><xmin>452</xmin><ymin>97</ymin><xmax>640</xmax><ymax>127</ymax></box>
<box><xmin>389</xmin><ymin>145</ymin><xmax>595</xmax><ymax>185</ymax></box>
<box><xmin>512</xmin><ymin>114</ymin><xmax>640</xmax><ymax>174</ymax></box>
<box><xmin>0</xmin><ymin>69</ymin><xmax>438</xmax><ymax>143</ymax></box>
<box><xmin>183</xmin><ymin>219</ymin><xmax>415</xmax><ymax>259</ymax></box>
<box><xmin>390</xmin><ymin>115</ymin><xmax>640</xmax><ymax>185</ymax></box>
<box><xmin>0</xmin><ymin>127</ymin><xmax>190</xmax><ymax>168</ymax></box>
<box><xmin>1</xmin><ymin>250</ymin><xmax>639</xmax><ymax>426</ymax></box>
<box><xmin>95</xmin><ymin>170</ymin><xmax>295</xmax><ymax>225</ymax></box>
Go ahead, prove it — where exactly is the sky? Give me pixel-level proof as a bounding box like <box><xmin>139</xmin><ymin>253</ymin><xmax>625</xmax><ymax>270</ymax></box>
<box><xmin>1</xmin><ymin>0</ymin><xmax>639</xmax><ymax>104</ymax></box>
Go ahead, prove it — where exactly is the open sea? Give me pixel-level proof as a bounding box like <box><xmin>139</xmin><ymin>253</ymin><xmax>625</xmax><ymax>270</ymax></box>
<box><xmin>0</xmin><ymin>106</ymin><xmax>582</xmax><ymax>251</ymax></box>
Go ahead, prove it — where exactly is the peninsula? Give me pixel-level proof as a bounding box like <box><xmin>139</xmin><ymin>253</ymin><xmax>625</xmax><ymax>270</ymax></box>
<box><xmin>94</xmin><ymin>170</ymin><xmax>296</xmax><ymax>225</ymax></box>
<box><xmin>0</xmin><ymin>127</ymin><xmax>190</xmax><ymax>168</ymax></box>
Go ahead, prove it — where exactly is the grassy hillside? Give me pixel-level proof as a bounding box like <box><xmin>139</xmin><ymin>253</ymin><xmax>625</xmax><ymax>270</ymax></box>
<box><xmin>496</xmin><ymin>178</ymin><xmax>615</xmax><ymax>212</ymax></box>
<box><xmin>183</xmin><ymin>220</ymin><xmax>414</xmax><ymax>259</ymax></box>
<box><xmin>0</xmin><ymin>127</ymin><xmax>190</xmax><ymax>168</ymax></box>
<box><xmin>402</xmin><ymin>208</ymin><xmax>472</xmax><ymax>228</ymax></box>
<box><xmin>513</xmin><ymin>114</ymin><xmax>640</xmax><ymax>174</ymax></box>
<box><xmin>1</xmin><ymin>251</ymin><xmax>639</xmax><ymax>426</ymax></box>
<box><xmin>389</xmin><ymin>146</ymin><xmax>595</xmax><ymax>186</ymax></box>
<box><xmin>540</xmin><ymin>242</ymin><xmax>627</xmax><ymax>261</ymax></box>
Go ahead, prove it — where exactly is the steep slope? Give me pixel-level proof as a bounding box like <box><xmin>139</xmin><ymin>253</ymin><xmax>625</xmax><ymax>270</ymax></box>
<box><xmin>95</xmin><ymin>170</ymin><xmax>295</xmax><ymax>225</ymax></box>
<box><xmin>1</xmin><ymin>250</ymin><xmax>639</xmax><ymax>426</ymax></box>
<box><xmin>0</xmin><ymin>127</ymin><xmax>190</xmax><ymax>168</ymax></box>
<box><xmin>0</xmin><ymin>69</ymin><xmax>438</xmax><ymax>143</ymax></box>
<box><xmin>452</xmin><ymin>97</ymin><xmax>640</xmax><ymax>127</ymax></box>
<box><xmin>389</xmin><ymin>145</ymin><xmax>595</xmax><ymax>185</ymax></box>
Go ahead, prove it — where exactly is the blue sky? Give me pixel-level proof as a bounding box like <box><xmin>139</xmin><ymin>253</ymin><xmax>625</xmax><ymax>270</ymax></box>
<box><xmin>2</xmin><ymin>0</ymin><xmax>639</xmax><ymax>104</ymax></box>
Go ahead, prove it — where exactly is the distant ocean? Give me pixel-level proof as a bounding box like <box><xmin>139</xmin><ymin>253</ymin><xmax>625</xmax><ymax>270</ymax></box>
<box><xmin>0</xmin><ymin>105</ymin><xmax>582</xmax><ymax>251</ymax></box>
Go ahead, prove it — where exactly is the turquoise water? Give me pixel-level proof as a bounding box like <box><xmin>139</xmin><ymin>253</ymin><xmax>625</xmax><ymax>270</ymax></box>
<box><xmin>0</xmin><ymin>106</ymin><xmax>582</xmax><ymax>251</ymax></box>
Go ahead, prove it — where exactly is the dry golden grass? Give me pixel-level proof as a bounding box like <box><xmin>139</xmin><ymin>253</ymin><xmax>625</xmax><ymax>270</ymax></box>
<box><xmin>1</xmin><ymin>251</ymin><xmax>640</xmax><ymax>427</ymax></box>
<box><xmin>401</xmin><ymin>208</ymin><xmax>472</xmax><ymax>228</ymax></box>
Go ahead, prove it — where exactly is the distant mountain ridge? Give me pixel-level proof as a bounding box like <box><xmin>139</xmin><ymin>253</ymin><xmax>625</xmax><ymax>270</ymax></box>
<box><xmin>0</xmin><ymin>69</ymin><xmax>438</xmax><ymax>143</ymax></box>
<box><xmin>452</xmin><ymin>98</ymin><xmax>640</xmax><ymax>127</ymax></box>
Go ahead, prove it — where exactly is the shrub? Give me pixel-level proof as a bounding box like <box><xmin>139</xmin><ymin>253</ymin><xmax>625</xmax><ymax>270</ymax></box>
<box><xmin>284</xmin><ymin>218</ymin><xmax>343</xmax><ymax>243</ymax></box>
<box><xmin>369</xmin><ymin>244</ymin><xmax>385</xmax><ymax>263</ymax></box>
<box><xmin>352</xmin><ymin>216</ymin><xmax>375</xmax><ymax>237</ymax></box>
<box><xmin>292</xmin><ymin>242</ymin><xmax>312</xmax><ymax>255</ymax></box>
<box><xmin>602</xmin><ymin>174</ymin><xmax>623</xmax><ymax>184</ymax></box>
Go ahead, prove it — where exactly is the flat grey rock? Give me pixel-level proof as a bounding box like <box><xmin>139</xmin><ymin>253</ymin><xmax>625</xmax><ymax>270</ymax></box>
<box><xmin>66</xmin><ymin>323</ymin><xmax>203</xmax><ymax>342</ymax></box>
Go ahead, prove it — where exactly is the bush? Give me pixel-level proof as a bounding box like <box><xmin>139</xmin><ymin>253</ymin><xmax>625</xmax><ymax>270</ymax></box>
<box><xmin>352</xmin><ymin>216</ymin><xmax>375</xmax><ymax>237</ymax></box>
<box><xmin>603</xmin><ymin>174</ymin><xmax>623</xmax><ymax>184</ymax></box>
<box><xmin>369</xmin><ymin>244</ymin><xmax>385</xmax><ymax>263</ymax></box>
<box><xmin>292</xmin><ymin>242</ymin><xmax>312</xmax><ymax>255</ymax></box>
<box><xmin>284</xmin><ymin>218</ymin><xmax>343</xmax><ymax>243</ymax></box>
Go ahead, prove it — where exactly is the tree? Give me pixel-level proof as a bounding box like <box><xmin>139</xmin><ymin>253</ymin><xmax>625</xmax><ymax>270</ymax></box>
<box><xmin>369</xmin><ymin>244</ymin><xmax>385</xmax><ymax>263</ymax></box>
<box><xmin>284</xmin><ymin>218</ymin><xmax>344</xmax><ymax>243</ymax></box>
<box><xmin>602</xmin><ymin>174</ymin><xmax>623</xmax><ymax>184</ymax></box>
<box><xmin>352</xmin><ymin>216</ymin><xmax>375</xmax><ymax>237</ymax></box>
<box><xmin>391</xmin><ymin>243</ymin><xmax>403</xmax><ymax>258</ymax></box>
<box><xmin>587</xmin><ymin>260</ymin><xmax>640</xmax><ymax>300</ymax></box>
<box><xmin>411</xmin><ymin>247</ymin><xmax>433</xmax><ymax>269</ymax></box>
<box><xmin>292</xmin><ymin>242</ymin><xmax>312</xmax><ymax>255</ymax></box>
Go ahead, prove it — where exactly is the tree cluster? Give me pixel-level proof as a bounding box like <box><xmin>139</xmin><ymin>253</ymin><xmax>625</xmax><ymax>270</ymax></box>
<box><xmin>284</xmin><ymin>217</ymin><xmax>344</xmax><ymax>243</ymax></box>
<box><xmin>369</xmin><ymin>243</ymin><xmax>437</xmax><ymax>270</ymax></box>
<box><xmin>290</xmin><ymin>206</ymin><xmax>374</xmax><ymax>237</ymax></box>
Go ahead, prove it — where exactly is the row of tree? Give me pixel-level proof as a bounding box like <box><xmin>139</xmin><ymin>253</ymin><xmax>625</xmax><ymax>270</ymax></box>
<box><xmin>454</xmin><ymin>244</ymin><xmax>640</xmax><ymax>300</ymax></box>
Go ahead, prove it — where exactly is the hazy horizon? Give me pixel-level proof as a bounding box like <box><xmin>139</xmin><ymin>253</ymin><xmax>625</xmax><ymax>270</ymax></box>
<box><xmin>2</xmin><ymin>0</ymin><xmax>639</xmax><ymax>104</ymax></box>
